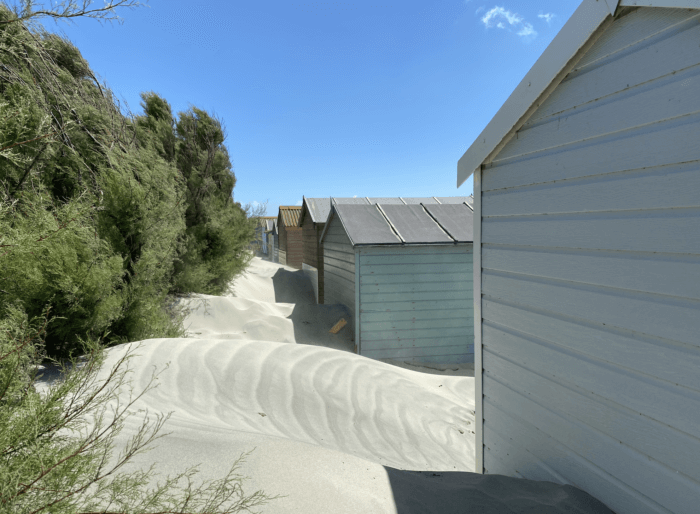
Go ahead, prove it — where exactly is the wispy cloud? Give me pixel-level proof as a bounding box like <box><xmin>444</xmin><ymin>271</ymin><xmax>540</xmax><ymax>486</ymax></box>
<box><xmin>295</xmin><ymin>200</ymin><xmax>303</xmax><ymax>206</ymax></box>
<box><xmin>252</xmin><ymin>201</ymin><xmax>260</xmax><ymax>207</ymax></box>
<box><xmin>481</xmin><ymin>6</ymin><xmax>537</xmax><ymax>39</ymax></box>
<box><xmin>538</xmin><ymin>12</ymin><xmax>555</xmax><ymax>24</ymax></box>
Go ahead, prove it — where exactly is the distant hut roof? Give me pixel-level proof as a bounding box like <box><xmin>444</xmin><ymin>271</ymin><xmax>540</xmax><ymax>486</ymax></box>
<box><xmin>300</xmin><ymin>197</ymin><xmax>332</xmax><ymax>224</ymax></box>
<box><xmin>278</xmin><ymin>206</ymin><xmax>302</xmax><ymax>227</ymax></box>
<box><xmin>322</xmin><ymin>201</ymin><xmax>474</xmax><ymax>246</ymax></box>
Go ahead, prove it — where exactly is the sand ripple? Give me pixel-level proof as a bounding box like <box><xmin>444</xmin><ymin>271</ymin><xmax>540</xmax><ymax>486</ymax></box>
<box><xmin>97</xmin><ymin>338</ymin><xmax>476</xmax><ymax>472</ymax></box>
<box><xmin>179</xmin><ymin>295</ymin><xmax>296</xmax><ymax>343</ymax></box>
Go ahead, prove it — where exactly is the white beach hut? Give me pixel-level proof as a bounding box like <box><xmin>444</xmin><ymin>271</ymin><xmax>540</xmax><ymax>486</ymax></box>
<box><xmin>457</xmin><ymin>1</ymin><xmax>700</xmax><ymax>513</ymax></box>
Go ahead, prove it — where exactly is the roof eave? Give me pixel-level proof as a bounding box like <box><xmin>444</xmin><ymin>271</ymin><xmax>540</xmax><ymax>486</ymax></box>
<box><xmin>457</xmin><ymin>0</ymin><xmax>700</xmax><ymax>187</ymax></box>
<box><xmin>456</xmin><ymin>0</ymin><xmax>613</xmax><ymax>187</ymax></box>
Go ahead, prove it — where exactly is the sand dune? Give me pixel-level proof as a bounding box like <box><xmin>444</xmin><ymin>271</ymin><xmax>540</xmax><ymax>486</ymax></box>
<box><xmin>33</xmin><ymin>256</ymin><xmax>614</xmax><ymax>513</ymax></box>
<box><xmin>180</xmin><ymin>296</ymin><xmax>296</xmax><ymax>343</ymax></box>
<box><xmin>93</xmin><ymin>337</ymin><xmax>475</xmax><ymax>472</ymax></box>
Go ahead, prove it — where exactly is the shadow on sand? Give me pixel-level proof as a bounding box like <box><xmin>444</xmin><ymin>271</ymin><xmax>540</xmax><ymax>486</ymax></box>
<box><xmin>384</xmin><ymin>467</ymin><xmax>615</xmax><ymax>514</ymax></box>
<box><xmin>271</xmin><ymin>267</ymin><xmax>355</xmax><ymax>353</ymax></box>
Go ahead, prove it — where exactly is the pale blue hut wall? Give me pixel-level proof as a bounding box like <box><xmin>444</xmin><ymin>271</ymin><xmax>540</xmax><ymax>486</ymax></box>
<box><xmin>322</xmin><ymin>214</ymin><xmax>356</xmax><ymax>326</ymax></box>
<box><xmin>477</xmin><ymin>7</ymin><xmax>700</xmax><ymax>514</ymax></box>
<box><xmin>358</xmin><ymin>244</ymin><xmax>473</xmax><ymax>364</ymax></box>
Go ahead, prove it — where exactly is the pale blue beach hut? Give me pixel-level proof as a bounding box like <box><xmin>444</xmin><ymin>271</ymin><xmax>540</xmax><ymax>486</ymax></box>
<box><xmin>320</xmin><ymin>198</ymin><xmax>474</xmax><ymax>364</ymax></box>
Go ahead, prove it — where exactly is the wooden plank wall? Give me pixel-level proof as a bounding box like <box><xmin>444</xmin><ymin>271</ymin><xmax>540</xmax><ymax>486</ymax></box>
<box><xmin>479</xmin><ymin>8</ymin><xmax>700</xmax><ymax>514</ymax></box>
<box><xmin>285</xmin><ymin>227</ymin><xmax>303</xmax><ymax>269</ymax></box>
<box><xmin>358</xmin><ymin>245</ymin><xmax>474</xmax><ymax>364</ymax></box>
<box><xmin>278</xmin><ymin>221</ymin><xmax>287</xmax><ymax>265</ymax></box>
<box><xmin>302</xmin><ymin>217</ymin><xmax>325</xmax><ymax>302</ymax></box>
<box><xmin>323</xmin><ymin>215</ymin><xmax>356</xmax><ymax>326</ymax></box>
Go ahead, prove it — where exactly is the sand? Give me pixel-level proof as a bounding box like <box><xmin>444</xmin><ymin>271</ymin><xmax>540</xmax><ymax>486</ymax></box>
<box><xmin>33</xmin><ymin>256</ymin><xmax>614</xmax><ymax>513</ymax></box>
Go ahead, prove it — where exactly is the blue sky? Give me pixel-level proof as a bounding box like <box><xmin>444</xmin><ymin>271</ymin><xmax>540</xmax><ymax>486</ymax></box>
<box><xmin>49</xmin><ymin>0</ymin><xmax>581</xmax><ymax>215</ymax></box>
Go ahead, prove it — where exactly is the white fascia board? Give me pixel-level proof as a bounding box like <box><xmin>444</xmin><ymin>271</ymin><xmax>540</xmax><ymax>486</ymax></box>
<box><xmin>318</xmin><ymin>204</ymin><xmax>334</xmax><ymax>244</ymax></box>
<box><xmin>605</xmin><ymin>0</ymin><xmax>621</xmax><ymax>15</ymax></box>
<box><xmin>621</xmin><ymin>0</ymin><xmax>700</xmax><ymax>7</ymax></box>
<box><xmin>456</xmin><ymin>0</ymin><xmax>611</xmax><ymax>187</ymax></box>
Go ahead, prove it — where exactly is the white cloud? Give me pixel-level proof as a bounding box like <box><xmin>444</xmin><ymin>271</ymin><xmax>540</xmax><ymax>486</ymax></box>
<box><xmin>481</xmin><ymin>6</ymin><xmax>537</xmax><ymax>39</ymax></box>
<box><xmin>252</xmin><ymin>201</ymin><xmax>260</xmax><ymax>207</ymax></box>
<box><xmin>353</xmin><ymin>195</ymin><xmax>357</xmax><ymax>198</ymax></box>
<box><xmin>538</xmin><ymin>12</ymin><xmax>555</xmax><ymax>24</ymax></box>
<box><xmin>295</xmin><ymin>200</ymin><xmax>303</xmax><ymax>206</ymax></box>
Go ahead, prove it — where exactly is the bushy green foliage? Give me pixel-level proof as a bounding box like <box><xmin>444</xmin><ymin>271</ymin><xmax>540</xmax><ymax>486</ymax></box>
<box><xmin>0</xmin><ymin>4</ymin><xmax>257</xmax><ymax>359</ymax></box>
<box><xmin>0</xmin><ymin>5</ymin><xmax>278</xmax><ymax>512</ymax></box>
<box><xmin>0</xmin><ymin>303</ymin><xmax>283</xmax><ymax>513</ymax></box>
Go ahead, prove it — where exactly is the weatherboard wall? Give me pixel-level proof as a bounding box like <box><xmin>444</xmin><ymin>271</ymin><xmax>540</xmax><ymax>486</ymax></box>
<box><xmin>322</xmin><ymin>214</ymin><xmax>356</xmax><ymax>329</ymax></box>
<box><xmin>284</xmin><ymin>227</ymin><xmax>303</xmax><ymax>269</ymax></box>
<box><xmin>477</xmin><ymin>7</ymin><xmax>700</xmax><ymax>514</ymax></box>
<box><xmin>301</xmin><ymin>212</ymin><xmax>325</xmax><ymax>303</ymax></box>
<box><xmin>358</xmin><ymin>244</ymin><xmax>474</xmax><ymax>364</ymax></box>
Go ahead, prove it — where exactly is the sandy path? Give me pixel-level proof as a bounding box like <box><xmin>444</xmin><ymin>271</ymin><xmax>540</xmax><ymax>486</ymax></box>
<box><xmin>33</xmin><ymin>256</ymin><xmax>614</xmax><ymax>513</ymax></box>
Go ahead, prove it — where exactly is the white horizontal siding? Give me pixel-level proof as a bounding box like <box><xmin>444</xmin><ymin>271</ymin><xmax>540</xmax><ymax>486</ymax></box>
<box><xmin>358</xmin><ymin>245</ymin><xmax>474</xmax><ymax>364</ymax></box>
<box><xmin>483</xmin><ymin>111</ymin><xmax>700</xmax><ymax>191</ymax></box>
<box><xmin>479</xmin><ymin>7</ymin><xmax>700</xmax><ymax>514</ymax></box>
<box><xmin>523</xmin><ymin>8</ymin><xmax>700</xmax><ymax>125</ymax></box>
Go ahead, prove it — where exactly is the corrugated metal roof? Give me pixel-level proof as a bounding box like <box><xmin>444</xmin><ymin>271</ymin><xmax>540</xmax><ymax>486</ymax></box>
<box><xmin>303</xmin><ymin>197</ymin><xmax>332</xmax><ymax>224</ymax></box>
<box><xmin>423</xmin><ymin>204</ymin><xmax>474</xmax><ymax>242</ymax></box>
<box><xmin>326</xmin><ymin>202</ymin><xmax>474</xmax><ymax>246</ymax></box>
<box><xmin>278</xmin><ymin>206</ymin><xmax>302</xmax><ymax>227</ymax></box>
<box><xmin>381</xmin><ymin>204</ymin><xmax>453</xmax><ymax>243</ymax></box>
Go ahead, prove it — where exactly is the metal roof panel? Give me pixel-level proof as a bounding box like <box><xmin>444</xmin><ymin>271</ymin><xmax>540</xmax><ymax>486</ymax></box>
<box><xmin>366</xmin><ymin>197</ymin><xmax>405</xmax><ymax>204</ymax></box>
<box><xmin>333</xmin><ymin>197</ymin><xmax>371</xmax><ymax>205</ymax></box>
<box><xmin>435</xmin><ymin>196</ymin><xmax>472</xmax><ymax>204</ymax></box>
<box><xmin>424</xmin><ymin>204</ymin><xmax>474</xmax><ymax>243</ymax></box>
<box><xmin>401</xmin><ymin>197</ymin><xmax>438</xmax><ymax>204</ymax></box>
<box><xmin>304</xmin><ymin>197</ymin><xmax>332</xmax><ymax>224</ymax></box>
<box><xmin>335</xmin><ymin>204</ymin><xmax>401</xmax><ymax>245</ymax></box>
<box><xmin>380</xmin><ymin>204</ymin><xmax>453</xmax><ymax>244</ymax></box>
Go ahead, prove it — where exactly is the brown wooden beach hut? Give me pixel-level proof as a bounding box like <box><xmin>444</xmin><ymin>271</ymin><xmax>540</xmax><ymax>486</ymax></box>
<box><xmin>277</xmin><ymin>206</ymin><xmax>303</xmax><ymax>269</ymax></box>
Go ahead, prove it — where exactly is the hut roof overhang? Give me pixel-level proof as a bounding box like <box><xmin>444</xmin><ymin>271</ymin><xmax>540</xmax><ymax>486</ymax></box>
<box><xmin>320</xmin><ymin>200</ymin><xmax>474</xmax><ymax>247</ymax></box>
<box><xmin>299</xmin><ymin>197</ymin><xmax>332</xmax><ymax>226</ymax></box>
<box><xmin>456</xmin><ymin>0</ymin><xmax>700</xmax><ymax>187</ymax></box>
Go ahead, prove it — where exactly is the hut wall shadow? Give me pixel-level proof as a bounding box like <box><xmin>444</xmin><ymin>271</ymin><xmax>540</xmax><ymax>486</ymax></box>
<box><xmin>271</xmin><ymin>268</ymin><xmax>355</xmax><ymax>353</ymax></box>
<box><xmin>384</xmin><ymin>467</ymin><xmax>616</xmax><ymax>514</ymax></box>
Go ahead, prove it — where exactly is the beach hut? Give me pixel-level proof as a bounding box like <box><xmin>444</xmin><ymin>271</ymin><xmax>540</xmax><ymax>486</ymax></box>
<box><xmin>299</xmin><ymin>197</ymin><xmax>332</xmax><ymax>303</ymax></box>
<box><xmin>457</xmin><ymin>2</ymin><xmax>700</xmax><ymax>513</ymax></box>
<box><xmin>267</xmin><ymin>218</ymin><xmax>279</xmax><ymax>263</ymax></box>
<box><xmin>277</xmin><ymin>206</ymin><xmax>303</xmax><ymax>269</ymax></box>
<box><xmin>300</xmin><ymin>196</ymin><xmax>474</xmax><ymax>304</ymax></box>
<box><xmin>320</xmin><ymin>198</ymin><xmax>474</xmax><ymax>363</ymax></box>
<box><xmin>256</xmin><ymin>216</ymin><xmax>276</xmax><ymax>256</ymax></box>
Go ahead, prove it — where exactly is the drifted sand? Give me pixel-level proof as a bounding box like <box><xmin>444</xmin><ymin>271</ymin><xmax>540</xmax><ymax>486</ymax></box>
<box><xmin>34</xmin><ymin>257</ymin><xmax>614</xmax><ymax>513</ymax></box>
